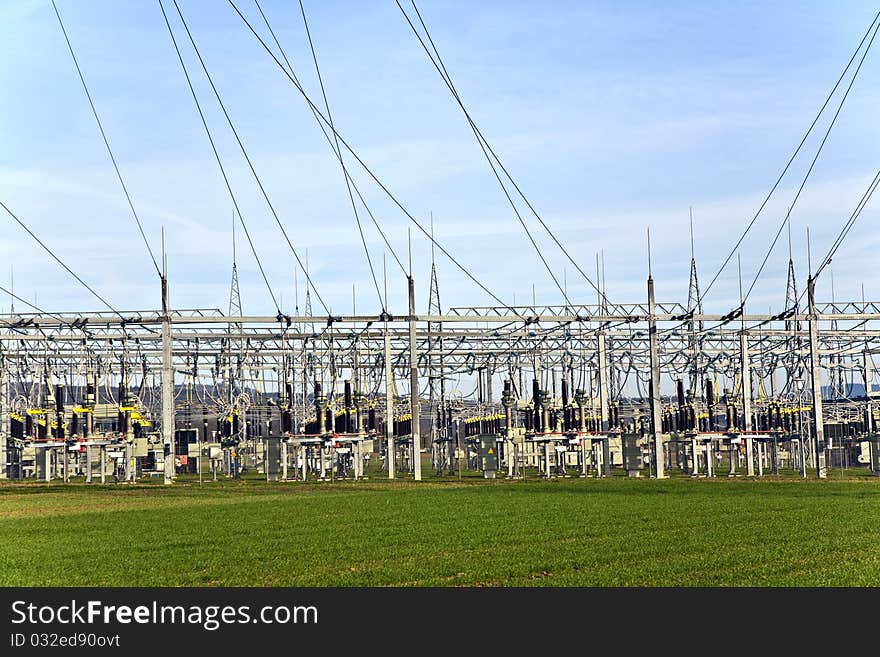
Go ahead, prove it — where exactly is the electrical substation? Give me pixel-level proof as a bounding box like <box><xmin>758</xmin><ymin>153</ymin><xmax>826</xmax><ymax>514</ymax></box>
<box><xmin>2</xmin><ymin>2</ymin><xmax>880</xmax><ymax>490</ymax></box>
<box><xmin>3</xmin><ymin>246</ymin><xmax>880</xmax><ymax>486</ymax></box>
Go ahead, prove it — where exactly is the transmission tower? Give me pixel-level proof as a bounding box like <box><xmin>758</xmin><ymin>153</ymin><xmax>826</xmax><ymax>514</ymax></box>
<box><xmin>426</xmin><ymin>221</ymin><xmax>450</xmax><ymax>473</ymax></box>
<box><xmin>303</xmin><ymin>250</ymin><xmax>313</xmax><ymax>319</ymax></box>
<box><xmin>784</xmin><ymin>217</ymin><xmax>805</xmax><ymax>400</ymax></box>
<box><xmin>228</xmin><ymin>266</ymin><xmax>241</xmax><ymax>314</ymax></box>
<box><xmin>228</xmin><ymin>211</ymin><xmax>242</xmax><ymax>405</ymax></box>
<box><xmin>303</xmin><ymin>251</ymin><xmax>314</xmax><ymax>385</ymax></box>
<box><xmin>686</xmin><ymin>210</ymin><xmax>704</xmax><ymax>395</ymax></box>
<box><xmin>829</xmin><ymin>269</ymin><xmax>844</xmax><ymax>398</ymax></box>
<box><xmin>785</xmin><ymin>260</ymin><xmax>799</xmax><ymax>332</ymax></box>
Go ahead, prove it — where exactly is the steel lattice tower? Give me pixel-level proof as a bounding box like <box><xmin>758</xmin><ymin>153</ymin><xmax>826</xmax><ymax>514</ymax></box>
<box><xmin>228</xmin><ymin>210</ymin><xmax>242</xmax><ymax>318</ymax></box>
<box><xmin>785</xmin><ymin>257</ymin><xmax>799</xmax><ymax>333</ymax></box>
<box><xmin>228</xmin><ymin>262</ymin><xmax>241</xmax><ymax>318</ymax></box>
<box><xmin>228</xmin><ymin>212</ymin><xmax>242</xmax><ymax>406</ymax></box>
<box><xmin>427</xmin><ymin>239</ymin><xmax>442</xmax><ymax>434</ymax></box>
<box><xmin>427</xmin><ymin>224</ymin><xmax>451</xmax><ymax>472</ymax></box>
<box><xmin>784</xmin><ymin>251</ymin><xmax>807</xmax><ymax>400</ymax></box>
<box><xmin>686</xmin><ymin>211</ymin><xmax>704</xmax><ymax>395</ymax></box>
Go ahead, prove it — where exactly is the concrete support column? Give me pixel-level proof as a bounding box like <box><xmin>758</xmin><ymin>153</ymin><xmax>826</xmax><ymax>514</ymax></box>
<box><xmin>408</xmin><ymin>276</ymin><xmax>421</xmax><ymax>481</ymax></box>
<box><xmin>503</xmin><ymin>391</ymin><xmax>514</xmax><ymax>478</ymax></box>
<box><xmin>864</xmin><ymin>349</ymin><xmax>873</xmax><ymax>432</ymax></box>
<box><xmin>597</xmin><ymin>333</ymin><xmax>609</xmax><ymax>431</ymax></box>
<box><xmin>161</xmin><ymin>275</ymin><xmax>174</xmax><ymax>485</ymax></box>
<box><xmin>647</xmin><ymin>274</ymin><xmax>666</xmax><ymax>478</ymax></box>
<box><xmin>741</xmin><ymin>333</ymin><xmax>755</xmax><ymax>476</ymax></box>
<box><xmin>807</xmin><ymin>277</ymin><xmax>827</xmax><ymax>478</ymax></box>
<box><xmin>384</xmin><ymin>321</ymin><xmax>395</xmax><ymax>480</ymax></box>
<box><xmin>0</xmin><ymin>361</ymin><xmax>7</xmax><ymax>480</ymax></box>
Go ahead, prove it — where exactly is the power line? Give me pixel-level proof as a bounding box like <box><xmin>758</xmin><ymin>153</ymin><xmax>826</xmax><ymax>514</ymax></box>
<box><xmin>51</xmin><ymin>0</ymin><xmax>162</xmax><ymax>279</ymax></box>
<box><xmin>0</xmin><ymin>283</ymin><xmax>73</xmax><ymax>328</ymax></box>
<box><xmin>699</xmin><ymin>9</ymin><xmax>880</xmax><ymax>307</ymax></box>
<box><xmin>742</xmin><ymin>16</ymin><xmax>879</xmax><ymax>305</ymax></box>
<box><xmin>662</xmin><ymin>12</ymin><xmax>880</xmax><ymax>342</ymax></box>
<box><xmin>0</xmin><ymin>199</ymin><xmax>124</xmax><ymax>320</ymax></box>
<box><xmin>253</xmin><ymin>0</ymin><xmax>408</xmax><ymax>279</ymax></box>
<box><xmin>298</xmin><ymin>0</ymin><xmax>385</xmax><ymax>311</ymax></box>
<box><xmin>169</xmin><ymin>0</ymin><xmax>328</xmax><ymax>316</ymax></box>
<box><xmin>159</xmin><ymin>0</ymin><xmax>280</xmax><ymax>314</ymax></box>
<box><xmin>814</xmin><ymin>170</ymin><xmax>880</xmax><ymax>281</ymax></box>
<box><xmin>400</xmin><ymin>0</ymin><xmax>607</xmax><ymax>307</ymax></box>
<box><xmin>226</xmin><ymin>0</ymin><xmax>520</xmax><ymax>318</ymax></box>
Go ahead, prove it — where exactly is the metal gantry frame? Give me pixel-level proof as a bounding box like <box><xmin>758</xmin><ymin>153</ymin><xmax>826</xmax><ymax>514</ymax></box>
<box><xmin>2</xmin><ymin>291</ymin><xmax>880</xmax><ymax>483</ymax></box>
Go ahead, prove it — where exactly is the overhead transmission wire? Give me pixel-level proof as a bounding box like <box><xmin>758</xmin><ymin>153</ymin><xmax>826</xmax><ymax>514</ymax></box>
<box><xmin>159</xmin><ymin>0</ymin><xmax>280</xmax><ymax>315</ymax></box>
<box><xmin>51</xmin><ymin>0</ymin><xmax>162</xmax><ymax>279</ymax></box>
<box><xmin>226</xmin><ymin>0</ymin><xmax>520</xmax><ymax>317</ymax></box>
<box><xmin>812</xmin><ymin>169</ymin><xmax>880</xmax><ymax>281</ymax></box>
<box><xmin>298</xmin><ymin>0</ymin><xmax>385</xmax><ymax>310</ymax></box>
<box><xmin>254</xmin><ymin>0</ymin><xmax>406</xmax><ymax>279</ymax></box>
<box><xmin>739</xmin><ymin>168</ymin><xmax>880</xmax><ymax>334</ymax></box>
<box><xmin>0</xmin><ymin>200</ymin><xmax>124</xmax><ymax>320</ymax></box>
<box><xmin>399</xmin><ymin>0</ymin><xmax>609</xmax><ymax>309</ymax></box>
<box><xmin>707</xmin><ymin>172</ymin><xmax>880</xmax><ymax>392</ymax></box>
<box><xmin>167</xmin><ymin>0</ymin><xmax>326</xmax><ymax>316</ymax></box>
<box><xmin>396</xmin><ymin>1</ymin><xmax>571</xmax><ymax>308</ymax></box>
<box><xmin>766</xmin><ymin>166</ymin><xmax>880</xmax><ymax>355</ymax></box>
<box><xmin>0</xmin><ymin>282</ymin><xmax>71</xmax><ymax>328</ymax></box>
<box><xmin>660</xmin><ymin>11</ymin><xmax>880</xmax><ymax>341</ymax></box>
<box><xmin>741</xmin><ymin>18</ymin><xmax>879</xmax><ymax>306</ymax></box>
<box><xmin>697</xmin><ymin>9</ymin><xmax>880</xmax><ymax>308</ymax></box>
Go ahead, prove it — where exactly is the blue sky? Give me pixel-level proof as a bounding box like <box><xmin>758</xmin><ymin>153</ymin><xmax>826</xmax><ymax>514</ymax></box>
<box><xmin>1</xmin><ymin>0</ymin><xmax>878</xmax><ymax>317</ymax></box>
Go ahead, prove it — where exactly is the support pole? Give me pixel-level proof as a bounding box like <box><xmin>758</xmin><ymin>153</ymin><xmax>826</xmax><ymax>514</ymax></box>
<box><xmin>384</xmin><ymin>319</ymin><xmax>395</xmax><ymax>479</ymax></box>
<box><xmin>161</xmin><ymin>274</ymin><xmax>174</xmax><ymax>485</ymax></box>
<box><xmin>503</xmin><ymin>380</ymin><xmax>514</xmax><ymax>478</ymax></box>
<box><xmin>865</xmin><ymin>349</ymin><xmax>873</xmax><ymax>432</ymax></box>
<box><xmin>597</xmin><ymin>332</ymin><xmax>609</xmax><ymax>431</ymax></box>
<box><xmin>807</xmin><ymin>276</ymin><xmax>827</xmax><ymax>478</ymax></box>
<box><xmin>0</xmin><ymin>357</ymin><xmax>7</xmax><ymax>480</ymax></box>
<box><xmin>408</xmin><ymin>276</ymin><xmax>422</xmax><ymax>481</ymax></box>
<box><xmin>647</xmin><ymin>274</ymin><xmax>666</xmax><ymax>478</ymax></box>
<box><xmin>85</xmin><ymin>445</ymin><xmax>92</xmax><ymax>483</ymax></box>
<box><xmin>741</xmin><ymin>333</ymin><xmax>754</xmax><ymax>476</ymax></box>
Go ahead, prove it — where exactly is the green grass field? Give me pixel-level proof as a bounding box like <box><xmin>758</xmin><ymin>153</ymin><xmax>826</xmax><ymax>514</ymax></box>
<box><xmin>2</xmin><ymin>472</ymin><xmax>880</xmax><ymax>586</ymax></box>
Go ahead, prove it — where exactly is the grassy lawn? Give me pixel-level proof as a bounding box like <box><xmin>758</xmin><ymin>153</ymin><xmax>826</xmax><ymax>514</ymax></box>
<box><xmin>1</xmin><ymin>472</ymin><xmax>879</xmax><ymax>586</ymax></box>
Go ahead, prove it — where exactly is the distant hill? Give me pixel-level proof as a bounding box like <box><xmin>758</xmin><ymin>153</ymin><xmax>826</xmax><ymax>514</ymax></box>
<box><xmin>821</xmin><ymin>383</ymin><xmax>880</xmax><ymax>399</ymax></box>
